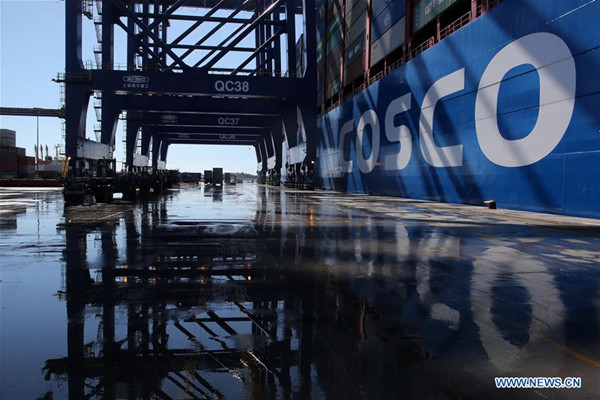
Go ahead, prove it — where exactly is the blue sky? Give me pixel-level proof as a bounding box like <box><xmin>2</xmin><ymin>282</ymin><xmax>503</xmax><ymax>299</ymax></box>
<box><xmin>0</xmin><ymin>0</ymin><xmax>272</xmax><ymax>174</ymax></box>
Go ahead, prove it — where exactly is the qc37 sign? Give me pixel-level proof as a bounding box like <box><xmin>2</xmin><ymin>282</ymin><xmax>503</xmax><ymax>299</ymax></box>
<box><xmin>332</xmin><ymin>32</ymin><xmax>576</xmax><ymax>173</ymax></box>
<box><xmin>217</xmin><ymin>117</ymin><xmax>240</xmax><ymax>126</ymax></box>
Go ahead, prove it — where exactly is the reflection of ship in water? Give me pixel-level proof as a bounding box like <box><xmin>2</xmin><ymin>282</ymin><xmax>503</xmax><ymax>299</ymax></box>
<box><xmin>253</xmin><ymin>187</ymin><xmax>600</xmax><ymax>399</ymax></box>
<box><xmin>44</xmin><ymin>187</ymin><xmax>600</xmax><ymax>399</ymax></box>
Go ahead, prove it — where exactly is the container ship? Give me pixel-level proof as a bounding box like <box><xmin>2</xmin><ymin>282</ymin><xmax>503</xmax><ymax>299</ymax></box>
<box><xmin>312</xmin><ymin>0</ymin><xmax>600</xmax><ymax>219</ymax></box>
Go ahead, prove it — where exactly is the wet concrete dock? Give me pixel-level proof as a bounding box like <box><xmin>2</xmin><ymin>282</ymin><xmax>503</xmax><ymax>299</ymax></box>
<box><xmin>0</xmin><ymin>184</ymin><xmax>599</xmax><ymax>400</ymax></box>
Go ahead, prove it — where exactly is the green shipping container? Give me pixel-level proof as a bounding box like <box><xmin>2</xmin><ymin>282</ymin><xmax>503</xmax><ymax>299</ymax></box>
<box><xmin>413</xmin><ymin>0</ymin><xmax>458</xmax><ymax>33</ymax></box>
<box><xmin>345</xmin><ymin>0</ymin><xmax>367</xmax><ymax>25</ymax></box>
<box><xmin>327</xmin><ymin>12</ymin><xmax>343</xmax><ymax>38</ymax></box>
<box><xmin>344</xmin><ymin>31</ymin><xmax>366</xmax><ymax>66</ymax></box>
<box><xmin>326</xmin><ymin>26</ymin><xmax>343</xmax><ymax>54</ymax></box>
<box><xmin>345</xmin><ymin>10</ymin><xmax>367</xmax><ymax>46</ymax></box>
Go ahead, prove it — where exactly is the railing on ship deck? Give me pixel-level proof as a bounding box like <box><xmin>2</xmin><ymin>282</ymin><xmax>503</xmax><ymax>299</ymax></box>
<box><xmin>440</xmin><ymin>12</ymin><xmax>471</xmax><ymax>40</ymax></box>
<box><xmin>321</xmin><ymin>0</ymin><xmax>505</xmax><ymax>116</ymax></box>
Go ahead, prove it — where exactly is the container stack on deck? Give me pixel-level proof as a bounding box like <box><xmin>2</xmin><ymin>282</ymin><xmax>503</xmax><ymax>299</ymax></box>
<box><xmin>370</xmin><ymin>0</ymin><xmax>406</xmax><ymax>68</ymax></box>
<box><xmin>343</xmin><ymin>0</ymin><xmax>368</xmax><ymax>87</ymax></box>
<box><xmin>0</xmin><ymin>129</ymin><xmax>32</xmax><ymax>180</ymax></box>
<box><xmin>17</xmin><ymin>156</ymin><xmax>35</xmax><ymax>179</ymax></box>
<box><xmin>325</xmin><ymin>0</ymin><xmax>344</xmax><ymax>103</ymax></box>
<box><xmin>319</xmin><ymin>0</ymin><xmax>409</xmax><ymax>110</ymax></box>
<box><xmin>313</xmin><ymin>0</ymin><xmax>510</xmax><ymax>109</ymax></box>
<box><xmin>316</xmin><ymin>0</ymin><xmax>326</xmax><ymax>112</ymax></box>
<box><xmin>0</xmin><ymin>149</ymin><xmax>18</xmax><ymax>179</ymax></box>
<box><xmin>315</xmin><ymin>0</ymin><xmax>508</xmax><ymax>110</ymax></box>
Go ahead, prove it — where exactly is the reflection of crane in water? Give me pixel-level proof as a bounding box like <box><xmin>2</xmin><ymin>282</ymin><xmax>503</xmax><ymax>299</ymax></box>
<box><xmin>45</xmin><ymin>208</ymin><xmax>308</xmax><ymax>400</ymax></box>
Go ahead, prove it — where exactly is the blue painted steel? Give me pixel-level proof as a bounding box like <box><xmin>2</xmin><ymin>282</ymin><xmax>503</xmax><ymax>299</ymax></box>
<box><xmin>371</xmin><ymin>0</ymin><xmax>406</xmax><ymax>42</ymax></box>
<box><xmin>316</xmin><ymin>0</ymin><xmax>600</xmax><ymax>218</ymax></box>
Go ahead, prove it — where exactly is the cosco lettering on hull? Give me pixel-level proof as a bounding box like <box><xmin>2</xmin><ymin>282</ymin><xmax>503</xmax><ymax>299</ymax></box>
<box><xmin>339</xmin><ymin>33</ymin><xmax>576</xmax><ymax>173</ymax></box>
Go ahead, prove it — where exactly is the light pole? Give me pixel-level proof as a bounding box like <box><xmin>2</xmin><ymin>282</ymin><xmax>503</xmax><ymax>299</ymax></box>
<box><xmin>36</xmin><ymin>115</ymin><xmax>40</xmax><ymax>176</ymax></box>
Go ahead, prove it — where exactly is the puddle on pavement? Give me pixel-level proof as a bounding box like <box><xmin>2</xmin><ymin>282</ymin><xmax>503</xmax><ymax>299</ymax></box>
<box><xmin>1</xmin><ymin>185</ymin><xmax>599</xmax><ymax>399</ymax></box>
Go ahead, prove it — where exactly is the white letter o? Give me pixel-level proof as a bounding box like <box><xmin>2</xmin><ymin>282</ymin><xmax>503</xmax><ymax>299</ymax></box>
<box><xmin>475</xmin><ymin>33</ymin><xmax>576</xmax><ymax>167</ymax></box>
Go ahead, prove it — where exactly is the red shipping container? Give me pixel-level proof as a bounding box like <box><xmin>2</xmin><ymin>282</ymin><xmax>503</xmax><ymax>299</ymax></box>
<box><xmin>0</xmin><ymin>149</ymin><xmax>18</xmax><ymax>173</ymax></box>
<box><xmin>18</xmin><ymin>156</ymin><xmax>35</xmax><ymax>165</ymax></box>
<box><xmin>0</xmin><ymin>160</ymin><xmax>18</xmax><ymax>173</ymax></box>
<box><xmin>344</xmin><ymin>55</ymin><xmax>366</xmax><ymax>82</ymax></box>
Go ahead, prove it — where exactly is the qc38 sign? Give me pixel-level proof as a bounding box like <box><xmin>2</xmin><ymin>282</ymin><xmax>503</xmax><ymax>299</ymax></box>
<box><xmin>215</xmin><ymin>80</ymin><xmax>250</xmax><ymax>93</ymax></box>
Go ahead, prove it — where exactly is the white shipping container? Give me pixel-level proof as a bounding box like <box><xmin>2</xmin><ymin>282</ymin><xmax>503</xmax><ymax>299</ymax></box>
<box><xmin>370</xmin><ymin>17</ymin><xmax>406</xmax><ymax>67</ymax></box>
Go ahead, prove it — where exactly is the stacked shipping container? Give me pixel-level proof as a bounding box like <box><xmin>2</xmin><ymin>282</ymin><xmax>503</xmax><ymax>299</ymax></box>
<box><xmin>413</xmin><ymin>0</ymin><xmax>458</xmax><ymax>33</ymax></box>
<box><xmin>316</xmin><ymin>0</ymin><xmax>326</xmax><ymax>109</ymax></box>
<box><xmin>0</xmin><ymin>130</ymin><xmax>19</xmax><ymax>179</ymax></box>
<box><xmin>17</xmin><ymin>156</ymin><xmax>36</xmax><ymax>179</ymax></box>
<box><xmin>1</xmin><ymin>130</ymin><xmax>37</xmax><ymax>179</ymax></box>
<box><xmin>370</xmin><ymin>0</ymin><xmax>406</xmax><ymax>67</ymax></box>
<box><xmin>343</xmin><ymin>0</ymin><xmax>368</xmax><ymax>83</ymax></box>
<box><xmin>325</xmin><ymin>0</ymin><xmax>344</xmax><ymax>100</ymax></box>
<box><xmin>317</xmin><ymin>0</ymin><xmax>483</xmax><ymax>109</ymax></box>
<box><xmin>319</xmin><ymin>0</ymin><xmax>408</xmax><ymax>106</ymax></box>
<box><xmin>0</xmin><ymin>149</ymin><xmax>18</xmax><ymax>179</ymax></box>
<box><xmin>0</xmin><ymin>129</ymin><xmax>16</xmax><ymax>148</ymax></box>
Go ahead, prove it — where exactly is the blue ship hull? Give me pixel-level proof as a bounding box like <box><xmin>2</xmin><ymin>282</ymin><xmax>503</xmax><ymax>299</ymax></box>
<box><xmin>316</xmin><ymin>0</ymin><xmax>600</xmax><ymax>218</ymax></box>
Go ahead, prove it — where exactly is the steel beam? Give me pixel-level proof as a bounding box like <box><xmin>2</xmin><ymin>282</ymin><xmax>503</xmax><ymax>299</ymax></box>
<box><xmin>138</xmin><ymin>113</ymin><xmax>280</xmax><ymax>127</ymax></box>
<box><xmin>102</xmin><ymin>0</ymin><xmax>115</xmax><ymax>70</ymax></box>
<box><xmin>64</xmin><ymin>85</ymin><xmax>93</xmax><ymax>158</ymax></box>
<box><xmin>128</xmin><ymin>113</ymin><xmax>283</xmax><ymax>169</ymax></box>
<box><xmin>295</xmin><ymin>0</ymin><xmax>317</xmax><ymax>163</ymax></box>
<box><xmin>125</xmin><ymin>118</ymin><xmax>142</xmax><ymax>168</ymax></box>
<box><xmin>258</xmin><ymin>139</ymin><xmax>269</xmax><ymax>172</ymax></box>
<box><xmin>0</xmin><ymin>107</ymin><xmax>64</xmax><ymax>118</ymax></box>
<box><xmin>175</xmin><ymin>0</ymin><xmax>251</xmax><ymax>68</ymax></box>
<box><xmin>153</xmin><ymin>135</ymin><xmax>262</xmax><ymax>168</ymax></box>
<box><xmin>100</xmin><ymin>92</ymin><xmax>119</xmax><ymax>150</ymax></box>
<box><xmin>90</xmin><ymin>70</ymin><xmax>300</xmax><ymax>98</ymax></box>
<box><xmin>64</xmin><ymin>0</ymin><xmax>317</xmax><ymax>176</ymax></box>
<box><xmin>113</xmin><ymin>95</ymin><xmax>289</xmax><ymax>115</ymax></box>
<box><xmin>148</xmin><ymin>126</ymin><xmax>271</xmax><ymax>135</ymax></box>
<box><xmin>66</xmin><ymin>0</ymin><xmax>83</xmax><ymax>72</ymax></box>
<box><xmin>201</xmin><ymin>0</ymin><xmax>285</xmax><ymax>69</ymax></box>
<box><xmin>163</xmin><ymin>139</ymin><xmax>259</xmax><ymax>145</ymax></box>
<box><xmin>158</xmin><ymin>133</ymin><xmax>263</xmax><ymax>141</ymax></box>
<box><xmin>121</xmin><ymin>0</ymin><xmax>304</xmax><ymax>12</ymax></box>
<box><xmin>285</xmin><ymin>0</ymin><xmax>296</xmax><ymax>76</ymax></box>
